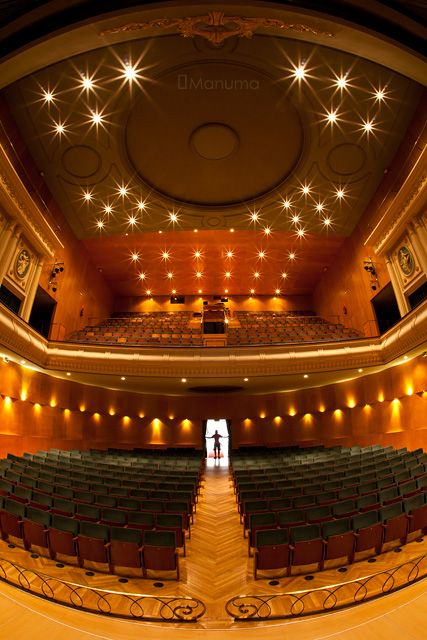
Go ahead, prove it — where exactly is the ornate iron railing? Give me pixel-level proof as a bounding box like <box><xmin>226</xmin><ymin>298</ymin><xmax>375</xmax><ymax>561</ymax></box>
<box><xmin>0</xmin><ymin>556</ymin><xmax>206</xmax><ymax>622</ymax></box>
<box><xmin>226</xmin><ymin>552</ymin><xmax>427</xmax><ymax>620</ymax></box>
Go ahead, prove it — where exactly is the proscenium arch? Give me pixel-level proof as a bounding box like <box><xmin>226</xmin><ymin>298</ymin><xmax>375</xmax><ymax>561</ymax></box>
<box><xmin>1</xmin><ymin>2</ymin><xmax>426</xmax><ymax>89</ymax></box>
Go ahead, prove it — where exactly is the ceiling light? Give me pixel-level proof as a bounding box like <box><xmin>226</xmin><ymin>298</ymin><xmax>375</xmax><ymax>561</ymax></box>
<box><xmin>196</xmin><ymin>271</ymin><xmax>202</xmax><ymax>278</ymax></box>
<box><xmin>225</xmin><ymin>271</ymin><xmax>231</xmax><ymax>278</ymax></box>
<box><xmin>296</xmin><ymin>227</ymin><xmax>306</xmax><ymax>237</ymax></box>
<box><xmin>301</xmin><ymin>184</ymin><xmax>310</xmax><ymax>195</ymax></box>
<box><xmin>275</xmin><ymin>289</ymin><xmax>281</xmax><ymax>295</ymax></box>
<box><xmin>244</xmin><ymin>378</ymin><xmax>249</xmax><ymax>382</ymax></box>
<box><xmin>292</xmin><ymin>214</ymin><xmax>300</xmax><ymax>224</ymax></box>
<box><xmin>138</xmin><ymin>272</ymin><xmax>146</xmax><ymax>280</ymax></box>
<box><xmin>81</xmin><ymin>75</ymin><xmax>94</xmax><ymax>90</ymax></box>
<box><xmin>361</xmin><ymin>118</ymin><xmax>375</xmax><ymax>133</ymax></box>
<box><xmin>374</xmin><ymin>87</ymin><xmax>386</xmax><ymax>101</ymax></box>
<box><xmin>66</xmin><ymin>372</ymin><xmax>71</xmax><ymax>376</ymax></box>
<box><xmin>336</xmin><ymin>75</ymin><xmax>348</xmax><ymax>89</ymax></box>
<box><xmin>162</xmin><ymin>251</ymin><xmax>170</xmax><ymax>261</ymax></box>
<box><xmin>146</xmin><ymin>289</ymin><xmax>151</xmax><ymax>296</ymax></box>
<box><xmin>315</xmin><ymin>203</ymin><xmax>324</xmax><ymax>212</ymax></box>
<box><xmin>83</xmin><ymin>191</ymin><xmax>92</xmax><ymax>201</ymax></box>
<box><xmin>336</xmin><ymin>188</ymin><xmax>345</xmax><ymax>199</ymax></box>
<box><xmin>131</xmin><ymin>252</ymin><xmax>139</xmax><ymax>261</ymax></box>
<box><xmin>250</xmin><ymin>289</ymin><xmax>255</xmax><ymax>294</ymax></box>
<box><xmin>194</xmin><ymin>250</ymin><xmax>202</xmax><ymax>259</ymax></box>
<box><xmin>230</xmin><ymin>228</ymin><xmax>235</xmax><ymax>233</ymax></box>
<box><xmin>90</xmin><ymin>110</ymin><xmax>103</xmax><ymax>125</ymax></box>
<box><xmin>118</xmin><ymin>186</ymin><xmax>128</xmax><ymax>197</ymax></box>
<box><xmin>43</xmin><ymin>90</ymin><xmax>54</xmax><ymax>103</ymax></box>
<box><xmin>167</xmin><ymin>272</ymin><xmax>173</xmax><ymax>279</ymax></box>
<box><xmin>293</xmin><ymin>64</ymin><xmax>306</xmax><ymax>80</ymax></box>
<box><xmin>254</xmin><ymin>271</ymin><xmax>260</xmax><ymax>279</ymax></box>
<box><xmin>169</xmin><ymin>212</ymin><xmax>178</xmax><ymax>223</ymax></box>
<box><xmin>54</xmin><ymin>122</ymin><xmax>65</xmax><ymax>135</ymax></box>
<box><xmin>258</xmin><ymin>250</ymin><xmax>265</xmax><ymax>259</ymax></box>
<box><xmin>121</xmin><ymin>376</ymin><xmax>126</xmax><ymax>381</ymax></box>
<box><xmin>128</xmin><ymin>216</ymin><xmax>137</xmax><ymax>226</ymax></box>
<box><xmin>326</xmin><ymin>109</ymin><xmax>338</xmax><ymax>124</ymax></box>
<box><xmin>250</xmin><ymin>211</ymin><xmax>259</xmax><ymax>222</ymax></box>
<box><xmin>181</xmin><ymin>378</ymin><xmax>187</xmax><ymax>383</ymax></box>
<box><xmin>303</xmin><ymin>374</ymin><xmax>308</xmax><ymax>379</ymax></box>
<box><xmin>289</xmin><ymin>252</ymin><xmax>296</xmax><ymax>260</ymax></box>
<box><xmin>96</xmin><ymin>219</ymin><xmax>104</xmax><ymax>229</ymax></box>
<box><xmin>323</xmin><ymin>217</ymin><xmax>332</xmax><ymax>227</ymax></box>
<box><xmin>104</xmin><ymin>205</ymin><xmax>112</xmax><ymax>214</ymax></box>
<box><xmin>282</xmin><ymin>199</ymin><xmax>291</xmax><ymax>209</ymax></box>
<box><xmin>282</xmin><ymin>272</ymin><xmax>288</xmax><ymax>279</ymax></box>
<box><xmin>263</xmin><ymin>226</ymin><xmax>271</xmax><ymax>236</ymax></box>
<box><xmin>198</xmin><ymin>289</ymin><xmax>202</xmax><ymax>294</ymax></box>
<box><xmin>358</xmin><ymin>368</ymin><xmax>363</xmax><ymax>373</ymax></box>
<box><xmin>224</xmin><ymin>289</ymin><xmax>228</xmax><ymax>294</ymax></box>
<box><xmin>226</xmin><ymin>250</ymin><xmax>234</xmax><ymax>259</ymax></box>
<box><xmin>172</xmin><ymin>289</ymin><xmax>176</xmax><ymax>294</ymax></box>
<box><xmin>137</xmin><ymin>200</ymin><xmax>147</xmax><ymax>211</ymax></box>
<box><xmin>122</xmin><ymin>62</ymin><xmax>138</xmax><ymax>82</ymax></box>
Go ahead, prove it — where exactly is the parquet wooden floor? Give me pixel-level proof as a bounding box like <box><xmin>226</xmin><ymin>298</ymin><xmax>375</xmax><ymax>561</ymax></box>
<box><xmin>0</xmin><ymin>458</ymin><xmax>426</xmax><ymax>638</ymax></box>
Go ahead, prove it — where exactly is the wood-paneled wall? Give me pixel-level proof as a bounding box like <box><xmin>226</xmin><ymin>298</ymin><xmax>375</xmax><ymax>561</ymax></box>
<box><xmin>0</xmin><ymin>356</ymin><xmax>426</xmax><ymax>458</ymax></box>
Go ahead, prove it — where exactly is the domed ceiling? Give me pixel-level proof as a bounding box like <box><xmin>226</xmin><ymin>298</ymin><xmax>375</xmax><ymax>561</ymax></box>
<box><xmin>2</xmin><ymin>7</ymin><xmax>424</xmax><ymax>297</ymax></box>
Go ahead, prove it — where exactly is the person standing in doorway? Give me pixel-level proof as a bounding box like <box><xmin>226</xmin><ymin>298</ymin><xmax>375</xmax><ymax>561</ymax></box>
<box><xmin>208</xmin><ymin>430</ymin><xmax>227</xmax><ymax>459</ymax></box>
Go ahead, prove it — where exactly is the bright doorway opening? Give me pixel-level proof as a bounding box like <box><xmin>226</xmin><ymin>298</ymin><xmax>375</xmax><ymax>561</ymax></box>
<box><xmin>205</xmin><ymin>419</ymin><xmax>229</xmax><ymax>462</ymax></box>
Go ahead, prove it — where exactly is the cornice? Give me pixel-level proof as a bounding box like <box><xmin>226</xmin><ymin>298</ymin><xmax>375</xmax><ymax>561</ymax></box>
<box><xmin>367</xmin><ymin>145</ymin><xmax>427</xmax><ymax>255</ymax></box>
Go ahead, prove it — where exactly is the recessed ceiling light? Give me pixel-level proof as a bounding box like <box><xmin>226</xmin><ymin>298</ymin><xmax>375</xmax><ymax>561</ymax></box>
<box><xmin>119</xmin><ymin>186</ymin><xmax>128</xmax><ymax>197</ymax></box>
<box><xmin>66</xmin><ymin>372</ymin><xmax>71</xmax><ymax>376</ymax></box>
<box><xmin>169</xmin><ymin>212</ymin><xmax>178</xmax><ymax>223</ymax></box>
<box><xmin>90</xmin><ymin>110</ymin><xmax>103</xmax><ymax>125</ymax></box>
<box><xmin>128</xmin><ymin>216</ymin><xmax>137</xmax><ymax>226</ymax></box>
<box><xmin>226</xmin><ymin>250</ymin><xmax>234</xmax><ymax>258</ymax></box>
<box><xmin>336</xmin><ymin>75</ymin><xmax>348</xmax><ymax>89</ymax></box>
<box><xmin>258</xmin><ymin>251</ymin><xmax>265</xmax><ymax>259</ymax></box>
<box><xmin>289</xmin><ymin>252</ymin><xmax>296</xmax><ymax>260</ymax></box>
<box><xmin>146</xmin><ymin>289</ymin><xmax>151</xmax><ymax>296</ymax></box>
<box><xmin>181</xmin><ymin>378</ymin><xmax>187</xmax><ymax>383</ymax></box>
<box><xmin>254</xmin><ymin>272</ymin><xmax>260</xmax><ymax>279</ymax></box>
<box><xmin>282</xmin><ymin>272</ymin><xmax>288</xmax><ymax>279</ymax></box>
<box><xmin>172</xmin><ymin>289</ymin><xmax>176</xmax><ymax>294</ymax></box>
<box><xmin>196</xmin><ymin>271</ymin><xmax>202</xmax><ymax>278</ymax></box>
<box><xmin>104</xmin><ymin>205</ymin><xmax>113</xmax><ymax>214</ymax></box>
<box><xmin>225</xmin><ymin>271</ymin><xmax>231</xmax><ymax>278</ymax></box>
<box><xmin>358</xmin><ymin>368</ymin><xmax>363</xmax><ymax>373</ymax></box>
<box><xmin>282</xmin><ymin>199</ymin><xmax>291</xmax><ymax>209</ymax></box>
<box><xmin>250</xmin><ymin>211</ymin><xmax>259</xmax><ymax>222</ymax></box>
<box><xmin>302</xmin><ymin>185</ymin><xmax>310</xmax><ymax>195</ymax></box>
<box><xmin>138</xmin><ymin>272</ymin><xmax>146</xmax><ymax>280</ymax></box>
<box><xmin>303</xmin><ymin>374</ymin><xmax>308</xmax><ymax>378</ymax></box>
<box><xmin>263</xmin><ymin>227</ymin><xmax>271</xmax><ymax>236</ymax></box>
<box><xmin>81</xmin><ymin>75</ymin><xmax>94</xmax><ymax>90</ymax></box>
<box><xmin>292</xmin><ymin>214</ymin><xmax>300</xmax><ymax>224</ymax></box>
<box><xmin>323</xmin><ymin>217</ymin><xmax>332</xmax><ymax>227</ymax></box>
<box><xmin>167</xmin><ymin>272</ymin><xmax>173</xmax><ymax>279</ymax></box>
<box><xmin>244</xmin><ymin>377</ymin><xmax>249</xmax><ymax>382</ymax></box>
<box><xmin>83</xmin><ymin>191</ymin><xmax>92</xmax><ymax>201</ymax></box>
<box><xmin>122</xmin><ymin>62</ymin><xmax>138</xmax><ymax>82</ymax></box>
<box><xmin>43</xmin><ymin>90</ymin><xmax>54</xmax><ymax>103</ymax></box>
<box><xmin>121</xmin><ymin>376</ymin><xmax>126</xmax><ymax>381</ymax></box>
<box><xmin>162</xmin><ymin>251</ymin><xmax>170</xmax><ymax>261</ymax></box>
<box><xmin>96</xmin><ymin>219</ymin><xmax>104</xmax><ymax>229</ymax></box>
<box><xmin>230</xmin><ymin>228</ymin><xmax>235</xmax><ymax>233</ymax></box>
<box><xmin>250</xmin><ymin>289</ymin><xmax>255</xmax><ymax>294</ymax></box>
<box><xmin>275</xmin><ymin>289</ymin><xmax>281</xmax><ymax>295</ymax></box>
<box><xmin>194</xmin><ymin>250</ymin><xmax>202</xmax><ymax>259</ymax></box>
<box><xmin>293</xmin><ymin>64</ymin><xmax>306</xmax><ymax>80</ymax></box>
<box><xmin>137</xmin><ymin>200</ymin><xmax>146</xmax><ymax>211</ymax></box>
<box><xmin>131</xmin><ymin>252</ymin><xmax>139</xmax><ymax>261</ymax></box>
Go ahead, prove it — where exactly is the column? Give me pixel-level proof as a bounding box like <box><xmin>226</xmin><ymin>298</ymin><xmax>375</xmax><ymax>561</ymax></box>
<box><xmin>408</xmin><ymin>219</ymin><xmax>427</xmax><ymax>273</ymax></box>
<box><xmin>20</xmin><ymin>256</ymin><xmax>44</xmax><ymax>322</ymax></box>
<box><xmin>385</xmin><ymin>256</ymin><xmax>409</xmax><ymax>316</ymax></box>
<box><xmin>0</xmin><ymin>223</ymin><xmax>19</xmax><ymax>281</ymax></box>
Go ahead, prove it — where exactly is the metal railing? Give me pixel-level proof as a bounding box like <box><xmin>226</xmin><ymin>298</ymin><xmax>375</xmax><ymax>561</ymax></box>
<box><xmin>226</xmin><ymin>551</ymin><xmax>427</xmax><ymax>620</ymax></box>
<box><xmin>0</xmin><ymin>556</ymin><xmax>206</xmax><ymax>622</ymax></box>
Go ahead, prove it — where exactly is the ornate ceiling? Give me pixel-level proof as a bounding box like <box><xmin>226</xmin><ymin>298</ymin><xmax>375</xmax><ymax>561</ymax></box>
<box><xmin>1</xmin><ymin>5</ymin><xmax>425</xmax><ymax>297</ymax></box>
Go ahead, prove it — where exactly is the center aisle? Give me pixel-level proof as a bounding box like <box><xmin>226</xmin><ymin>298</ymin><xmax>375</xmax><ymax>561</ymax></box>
<box><xmin>184</xmin><ymin>458</ymin><xmax>249</xmax><ymax>624</ymax></box>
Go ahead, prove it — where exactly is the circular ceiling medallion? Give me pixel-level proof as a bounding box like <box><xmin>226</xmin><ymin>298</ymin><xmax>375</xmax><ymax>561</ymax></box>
<box><xmin>191</xmin><ymin>123</ymin><xmax>239</xmax><ymax>160</ymax></box>
<box><xmin>125</xmin><ymin>62</ymin><xmax>303</xmax><ymax>206</ymax></box>
<box><xmin>327</xmin><ymin>143</ymin><xmax>366</xmax><ymax>176</ymax></box>
<box><xmin>62</xmin><ymin>145</ymin><xmax>101</xmax><ymax>178</ymax></box>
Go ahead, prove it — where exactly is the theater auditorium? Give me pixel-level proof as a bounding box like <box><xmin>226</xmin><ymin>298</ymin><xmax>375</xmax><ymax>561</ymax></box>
<box><xmin>0</xmin><ymin>1</ymin><xmax>426</xmax><ymax>638</ymax></box>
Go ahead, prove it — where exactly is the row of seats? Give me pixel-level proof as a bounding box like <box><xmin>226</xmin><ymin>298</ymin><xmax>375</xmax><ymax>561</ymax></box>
<box><xmin>253</xmin><ymin>493</ymin><xmax>427</xmax><ymax>578</ymax></box>
<box><xmin>0</xmin><ymin>500</ymin><xmax>180</xmax><ymax>578</ymax></box>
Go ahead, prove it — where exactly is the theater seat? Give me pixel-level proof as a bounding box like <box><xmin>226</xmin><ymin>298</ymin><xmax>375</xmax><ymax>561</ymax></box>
<box><xmin>22</xmin><ymin>506</ymin><xmax>50</xmax><ymax>552</ymax></box>
<box><xmin>352</xmin><ymin>511</ymin><xmax>383</xmax><ymax>556</ymax></box>
<box><xmin>48</xmin><ymin>514</ymin><xmax>79</xmax><ymax>560</ymax></box>
<box><xmin>322</xmin><ymin>518</ymin><xmax>355</xmax><ymax>564</ymax></box>
<box><xmin>142</xmin><ymin>530</ymin><xmax>179</xmax><ymax>580</ymax></box>
<box><xmin>289</xmin><ymin>524</ymin><xmax>324</xmax><ymax>572</ymax></box>
<box><xmin>77</xmin><ymin>521</ymin><xmax>110</xmax><ymax>568</ymax></box>
<box><xmin>108</xmin><ymin>526</ymin><xmax>143</xmax><ymax>575</ymax></box>
<box><xmin>253</xmin><ymin>528</ymin><xmax>291</xmax><ymax>579</ymax></box>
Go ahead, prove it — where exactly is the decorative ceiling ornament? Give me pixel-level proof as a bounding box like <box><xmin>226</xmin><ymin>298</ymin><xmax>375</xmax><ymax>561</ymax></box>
<box><xmin>100</xmin><ymin>11</ymin><xmax>334</xmax><ymax>45</ymax></box>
